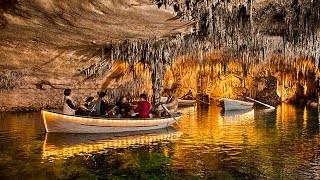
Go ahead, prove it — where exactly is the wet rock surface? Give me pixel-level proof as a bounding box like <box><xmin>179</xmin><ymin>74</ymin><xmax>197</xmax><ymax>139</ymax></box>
<box><xmin>256</xmin><ymin>76</ymin><xmax>281</xmax><ymax>106</ymax></box>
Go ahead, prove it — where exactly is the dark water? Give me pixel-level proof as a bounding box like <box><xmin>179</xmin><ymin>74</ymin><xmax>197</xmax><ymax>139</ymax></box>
<box><xmin>0</xmin><ymin>103</ymin><xmax>320</xmax><ymax>179</ymax></box>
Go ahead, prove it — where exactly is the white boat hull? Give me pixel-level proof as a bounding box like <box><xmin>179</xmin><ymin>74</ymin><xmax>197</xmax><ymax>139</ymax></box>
<box><xmin>41</xmin><ymin>110</ymin><xmax>182</xmax><ymax>133</ymax></box>
<box><xmin>220</xmin><ymin>98</ymin><xmax>254</xmax><ymax>110</ymax></box>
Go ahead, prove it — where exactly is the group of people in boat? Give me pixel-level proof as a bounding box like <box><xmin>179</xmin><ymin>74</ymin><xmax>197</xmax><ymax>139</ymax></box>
<box><xmin>62</xmin><ymin>88</ymin><xmax>179</xmax><ymax>118</ymax></box>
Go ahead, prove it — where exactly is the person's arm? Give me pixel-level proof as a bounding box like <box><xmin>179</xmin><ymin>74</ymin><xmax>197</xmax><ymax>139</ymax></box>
<box><xmin>132</xmin><ymin>102</ymin><xmax>141</xmax><ymax>113</ymax></box>
<box><xmin>180</xmin><ymin>94</ymin><xmax>187</xmax><ymax>99</ymax></box>
<box><xmin>125</xmin><ymin>103</ymin><xmax>132</xmax><ymax>112</ymax></box>
<box><xmin>66</xmin><ymin>99</ymin><xmax>77</xmax><ymax>110</ymax></box>
<box><xmin>165</xmin><ymin>96</ymin><xmax>178</xmax><ymax>108</ymax></box>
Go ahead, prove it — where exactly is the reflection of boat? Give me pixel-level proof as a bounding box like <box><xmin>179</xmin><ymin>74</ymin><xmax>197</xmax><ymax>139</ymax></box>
<box><xmin>219</xmin><ymin>109</ymin><xmax>254</xmax><ymax>126</ymax></box>
<box><xmin>160</xmin><ymin>97</ymin><xmax>196</xmax><ymax>107</ymax></box>
<box><xmin>41</xmin><ymin>110</ymin><xmax>182</xmax><ymax>133</ymax></box>
<box><xmin>42</xmin><ymin>127</ymin><xmax>182</xmax><ymax>159</ymax></box>
<box><xmin>219</xmin><ymin>98</ymin><xmax>253</xmax><ymax>110</ymax></box>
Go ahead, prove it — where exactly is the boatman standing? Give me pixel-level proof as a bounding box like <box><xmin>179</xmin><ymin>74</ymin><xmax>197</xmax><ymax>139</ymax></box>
<box><xmin>157</xmin><ymin>89</ymin><xmax>178</xmax><ymax>116</ymax></box>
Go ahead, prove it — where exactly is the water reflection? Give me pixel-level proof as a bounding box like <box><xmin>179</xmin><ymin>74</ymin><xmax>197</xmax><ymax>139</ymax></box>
<box><xmin>42</xmin><ymin>127</ymin><xmax>182</xmax><ymax>160</ymax></box>
<box><xmin>219</xmin><ymin>109</ymin><xmax>255</xmax><ymax>126</ymax></box>
<box><xmin>0</xmin><ymin>104</ymin><xmax>320</xmax><ymax>179</ymax></box>
<box><xmin>172</xmin><ymin>105</ymin><xmax>320</xmax><ymax>179</ymax></box>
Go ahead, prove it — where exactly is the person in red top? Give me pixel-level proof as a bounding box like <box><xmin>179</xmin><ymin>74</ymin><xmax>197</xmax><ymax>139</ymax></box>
<box><xmin>132</xmin><ymin>93</ymin><xmax>151</xmax><ymax>118</ymax></box>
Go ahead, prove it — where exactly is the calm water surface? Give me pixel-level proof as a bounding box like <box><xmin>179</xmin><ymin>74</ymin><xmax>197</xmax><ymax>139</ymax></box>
<box><xmin>0</xmin><ymin>103</ymin><xmax>320</xmax><ymax>179</ymax></box>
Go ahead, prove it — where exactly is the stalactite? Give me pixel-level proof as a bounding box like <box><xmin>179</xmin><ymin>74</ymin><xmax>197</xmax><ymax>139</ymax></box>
<box><xmin>70</xmin><ymin>0</ymin><xmax>320</xmax><ymax>103</ymax></box>
<box><xmin>149</xmin><ymin>0</ymin><xmax>320</xmax><ymax>71</ymax></box>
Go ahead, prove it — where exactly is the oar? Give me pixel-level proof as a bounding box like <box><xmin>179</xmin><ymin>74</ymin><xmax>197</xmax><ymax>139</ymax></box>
<box><xmin>88</xmin><ymin>104</ymin><xmax>97</xmax><ymax>116</ymax></box>
<box><xmin>195</xmin><ymin>98</ymin><xmax>210</xmax><ymax>105</ymax></box>
<box><xmin>160</xmin><ymin>104</ymin><xmax>190</xmax><ymax>135</ymax></box>
<box><xmin>160</xmin><ymin>104</ymin><xmax>181</xmax><ymax>127</ymax></box>
<box><xmin>246</xmin><ymin>97</ymin><xmax>275</xmax><ymax>109</ymax></box>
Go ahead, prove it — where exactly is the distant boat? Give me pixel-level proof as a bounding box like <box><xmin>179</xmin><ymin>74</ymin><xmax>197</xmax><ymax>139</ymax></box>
<box><xmin>160</xmin><ymin>97</ymin><xmax>196</xmax><ymax>107</ymax></box>
<box><xmin>42</xmin><ymin>127</ymin><xmax>182</xmax><ymax>160</ymax></box>
<box><xmin>219</xmin><ymin>98</ymin><xmax>254</xmax><ymax>111</ymax></box>
<box><xmin>41</xmin><ymin>110</ymin><xmax>182</xmax><ymax>133</ymax></box>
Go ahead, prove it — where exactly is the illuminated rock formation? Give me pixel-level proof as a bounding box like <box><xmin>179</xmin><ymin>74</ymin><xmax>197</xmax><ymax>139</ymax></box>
<box><xmin>0</xmin><ymin>0</ymin><xmax>319</xmax><ymax>110</ymax></box>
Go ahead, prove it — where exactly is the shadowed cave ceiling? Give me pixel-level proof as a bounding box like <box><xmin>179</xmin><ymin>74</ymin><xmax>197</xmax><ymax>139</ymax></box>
<box><xmin>0</xmin><ymin>0</ymin><xmax>320</xmax><ymax>110</ymax></box>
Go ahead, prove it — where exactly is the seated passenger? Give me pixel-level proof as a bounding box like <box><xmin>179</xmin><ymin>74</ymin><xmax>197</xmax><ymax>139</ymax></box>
<box><xmin>90</xmin><ymin>92</ymin><xmax>111</xmax><ymax>116</ymax></box>
<box><xmin>131</xmin><ymin>93</ymin><xmax>151</xmax><ymax>118</ymax></box>
<box><xmin>77</xmin><ymin>96</ymin><xmax>94</xmax><ymax>116</ymax></box>
<box><xmin>63</xmin><ymin>88</ymin><xmax>77</xmax><ymax>115</ymax></box>
<box><xmin>115</xmin><ymin>96</ymin><xmax>131</xmax><ymax>118</ymax></box>
<box><xmin>100</xmin><ymin>93</ymin><xmax>111</xmax><ymax>116</ymax></box>
<box><xmin>83</xmin><ymin>96</ymin><xmax>94</xmax><ymax>108</ymax></box>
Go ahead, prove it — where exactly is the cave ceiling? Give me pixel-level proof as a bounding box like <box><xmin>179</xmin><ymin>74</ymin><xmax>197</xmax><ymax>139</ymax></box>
<box><xmin>0</xmin><ymin>0</ymin><xmax>192</xmax><ymax>82</ymax></box>
<box><xmin>0</xmin><ymin>0</ymin><xmax>319</xmax><ymax>84</ymax></box>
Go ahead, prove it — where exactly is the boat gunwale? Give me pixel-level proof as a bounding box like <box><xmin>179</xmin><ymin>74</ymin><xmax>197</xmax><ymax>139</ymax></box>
<box><xmin>223</xmin><ymin>98</ymin><xmax>254</xmax><ymax>105</ymax></box>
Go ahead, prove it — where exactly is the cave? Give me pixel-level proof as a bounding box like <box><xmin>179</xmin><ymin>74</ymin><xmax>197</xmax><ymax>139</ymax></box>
<box><xmin>1</xmin><ymin>1</ymin><xmax>320</xmax><ymax>179</ymax></box>
<box><xmin>0</xmin><ymin>0</ymin><xmax>319</xmax><ymax>111</ymax></box>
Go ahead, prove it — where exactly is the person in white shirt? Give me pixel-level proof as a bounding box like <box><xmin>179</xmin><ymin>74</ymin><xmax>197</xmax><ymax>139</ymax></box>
<box><xmin>63</xmin><ymin>88</ymin><xmax>77</xmax><ymax>115</ymax></box>
<box><xmin>163</xmin><ymin>89</ymin><xmax>178</xmax><ymax>112</ymax></box>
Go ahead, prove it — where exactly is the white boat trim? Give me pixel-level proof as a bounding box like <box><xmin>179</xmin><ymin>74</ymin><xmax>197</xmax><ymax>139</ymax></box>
<box><xmin>41</xmin><ymin>109</ymin><xmax>182</xmax><ymax>133</ymax></box>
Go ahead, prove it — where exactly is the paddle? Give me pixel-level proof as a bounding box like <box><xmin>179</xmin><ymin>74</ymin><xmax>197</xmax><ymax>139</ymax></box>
<box><xmin>88</xmin><ymin>104</ymin><xmax>97</xmax><ymax>116</ymax></box>
<box><xmin>195</xmin><ymin>97</ymin><xmax>210</xmax><ymax>105</ymax></box>
<box><xmin>160</xmin><ymin>103</ymin><xmax>181</xmax><ymax>127</ymax></box>
<box><xmin>246</xmin><ymin>97</ymin><xmax>275</xmax><ymax>109</ymax></box>
<box><xmin>160</xmin><ymin>103</ymin><xmax>191</xmax><ymax>136</ymax></box>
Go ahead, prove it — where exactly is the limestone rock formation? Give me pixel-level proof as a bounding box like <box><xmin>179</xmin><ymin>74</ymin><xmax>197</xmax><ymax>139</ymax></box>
<box><xmin>0</xmin><ymin>0</ymin><xmax>319</xmax><ymax>110</ymax></box>
<box><xmin>0</xmin><ymin>0</ymin><xmax>191</xmax><ymax>110</ymax></box>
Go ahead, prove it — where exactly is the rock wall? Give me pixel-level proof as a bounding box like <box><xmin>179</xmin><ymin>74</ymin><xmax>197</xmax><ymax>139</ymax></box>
<box><xmin>1</xmin><ymin>0</ymin><xmax>320</xmax><ymax>111</ymax></box>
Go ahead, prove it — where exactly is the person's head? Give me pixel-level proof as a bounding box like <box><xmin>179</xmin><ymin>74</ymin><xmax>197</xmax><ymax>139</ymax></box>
<box><xmin>163</xmin><ymin>88</ymin><xmax>170</xmax><ymax>96</ymax></box>
<box><xmin>119</xmin><ymin>96</ymin><xmax>127</xmax><ymax>104</ymax></box>
<box><xmin>86</xmin><ymin>96</ymin><xmax>94</xmax><ymax>103</ymax></box>
<box><xmin>99</xmin><ymin>92</ymin><xmax>106</xmax><ymax>98</ymax></box>
<box><xmin>64</xmin><ymin>88</ymin><xmax>72</xmax><ymax>96</ymax></box>
<box><xmin>139</xmin><ymin>93</ymin><xmax>147</xmax><ymax>101</ymax></box>
<box><xmin>167</xmin><ymin>89</ymin><xmax>173</xmax><ymax>96</ymax></box>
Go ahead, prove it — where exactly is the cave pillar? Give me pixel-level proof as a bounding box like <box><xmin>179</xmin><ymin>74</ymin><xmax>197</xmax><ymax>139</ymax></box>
<box><xmin>150</xmin><ymin>59</ymin><xmax>166</xmax><ymax>106</ymax></box>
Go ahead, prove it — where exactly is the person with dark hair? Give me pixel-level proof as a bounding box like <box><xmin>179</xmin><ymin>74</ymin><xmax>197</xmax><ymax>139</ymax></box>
<box><xmin>63</xmin><ymin>88</ymin><xmax>77</xmax><ymax>115</ymax></box>
<box><xmin>84</xmin><ymin>96</ymin><xmax>94</xmax><ymax>108</ymax></box>
<box><xmin>76</xmin><ymin>96</ymin><xmax>94</xmax><ymax>116</ymax></box>
<box><xmin>100</xmin><ymin>92</ymin><xmax>111</xmax><ymax>116</ymax></box>
<box><xmin>131</xmin><ymin>93</ymin><xmax>151</xmax><ymax>118</ymax></box>
<box><xmin>115</xmin><ymin>96</ymin><xmax>131</xmax><ymax>117</ymax></box>
<box><xmin>90</xmin><ymin>92</ymin><xmax>110</xmax><ymax>116</ymax></box>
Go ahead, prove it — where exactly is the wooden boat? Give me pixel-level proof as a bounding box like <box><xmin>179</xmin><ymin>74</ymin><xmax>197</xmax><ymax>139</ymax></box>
<box><xmin>42</xmin><ymin>127</ymin><xmax>182</xmax><ymax>159</ymax></box>
<box><xmin>219</xmin><ymin>98</ymin><xmax>254</xmax><ymax>110</ymax></box>
<box><xmin>160</xmin><ymin>97</ymin><xmax>196</xmax><ymax>107</ymax></box>
<box><xmin>41</xmin><ymin>109</ymin><xmax>182</xmax><ymax>133</ymax></box>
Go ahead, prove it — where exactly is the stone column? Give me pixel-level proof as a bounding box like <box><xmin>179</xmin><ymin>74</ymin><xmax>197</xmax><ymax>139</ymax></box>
<box><xmin>150</xmin><ymin>58</ymin><xmax>166</xmax><ymax>106</ymax></box>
